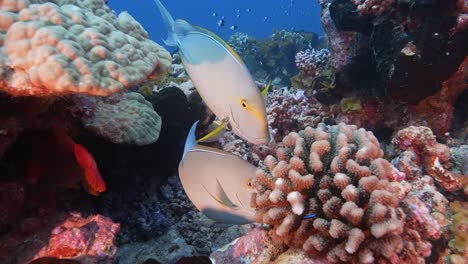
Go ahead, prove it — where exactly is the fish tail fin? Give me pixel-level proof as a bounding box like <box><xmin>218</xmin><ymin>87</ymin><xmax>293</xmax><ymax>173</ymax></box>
<box><xmin>182</xmin><ymin>121</ymin><xmax>199</xmax><ymax>160</ymax></box>
<box><xmin>153</xmin><ymin>0</ymin><xmax>177</xmax><ymax>46</ymax></box>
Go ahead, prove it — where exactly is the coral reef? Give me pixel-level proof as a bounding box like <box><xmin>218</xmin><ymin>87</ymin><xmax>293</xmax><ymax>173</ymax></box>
<box><xmin>324</xmin><ymin>55</ymin><xmax>468</xmax><ymax>137</ymax></box>
<box><xmin>295</xmin><ymin>48</ymin><xmax>331</xmax><ymax>77</ymax></box>
<box><xmin>210</xmin><ymin>228</ymin><xmax>286</xmax><ymax>264</ymax></box>
<box><xmin>325</xmin><ymin>0</ymin><xmax>467</xmax><ymax>103</ymax></box>
<box><xmin>34</xmin><ymin>213</ymin><xmax>119</xmax><ymax>261</ymax></box>
<box><xmin>115</xmin><ymin>229</ymin><xmax>196</xmax><ymax>264</ymax></box>
<box><xmin>0</xmin><ymin>0</ymin><xmax>171</xmax><ymax>96</ymax></box>
<box><xmin>266</xmin><ymin>87</ymin><xmax>330</xmax><ymax>142</ymax></box>
<box><xmin>0</xmin><ymin>212</ymin><xmax>119</xmax><ymax>264</ymax></box>
<box><xmin>252</xmin><ymin>123</ymin><xmax>441</xmax><ymax>263</ymax></box>
<box><xmin>79</xmin><ymin>92</ymin><xmax>162</xmax><ymax>146</ymax></box>
<box><xmin>228</xmin><ymin>30</ymin><xmax>324</xmax><ymax>84</ymax></box>
<box><xmin>393</xmin><ymin>126</ymin><xmax>464</xmax><ymax>192</ymax></box>
<box><xmin>449</xmin><ymin>201</ymin><xmax>468</xmax><ymax>258</ymax></box>
<box><xmin>351</xmin><ymin>0</ymin><xmax>394</xmax><ymax>16</ymax></box>
<box><xmin>291</xmin><ymin>48</ymin><xmax>335</xmax><ymax>91</ymax></box>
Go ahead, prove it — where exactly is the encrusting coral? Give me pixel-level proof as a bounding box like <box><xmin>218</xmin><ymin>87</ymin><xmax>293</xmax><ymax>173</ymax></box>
<box><xmin>393</xmin><ymin>126</ymin><xmax>465</xmax><ymax>192</ymax></box>
<box><xmin>449</xmin><ymin>201</ymin><xmax>468</xmax><ymax>259</ymax></box>
<box><xmin>0</xmin><ymin>0</ymin><xmax>171</xmax><ymax>96</ymax></box>
<box><xmin>78</xmin><ymin>92</ymin><xmax>162</xmax><ymax>146</ymax></box>
<box><xmin>252</xmin><ymin>123</ymin><xmax>441</xmax><ymax>263</ymax></box>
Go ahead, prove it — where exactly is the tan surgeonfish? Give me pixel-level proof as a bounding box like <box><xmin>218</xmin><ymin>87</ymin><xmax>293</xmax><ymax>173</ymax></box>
<box><xmin>178</xmin><ymin>121</ymin><xmax>257</xmax><ymax>224</ymax></box>
<box><xmin>154</xmin><ymin>0</ymin><xmax>270</xmax><ymax>145</ymax></box>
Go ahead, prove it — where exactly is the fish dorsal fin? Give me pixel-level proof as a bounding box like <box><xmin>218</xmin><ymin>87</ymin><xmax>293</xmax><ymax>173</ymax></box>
<box><xmin>182</xmin><ymin>120</ymin><xmax>199</xmax><ymax>160</ymax></box>
<box><xmin>202</xmin><ymin>178</ymin><xmax>238</xmax><ymax>209</ymax></box>
<box><xmin>174</xmin><ymin>19</ymin><xmax>244</xmax><ymax>65</ymax></box>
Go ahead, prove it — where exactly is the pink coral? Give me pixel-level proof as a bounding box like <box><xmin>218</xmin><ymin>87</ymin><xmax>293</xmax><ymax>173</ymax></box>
<box><xmin>266</xmin><ymin>87</ymin><xmax>327</xmax><ymax>141</ymax></box>
<box><xmin>393</xmin><ymin>126</ymin><xmax>464</xmax><ymax>191</ymax></box>
<box><xmin>0</xmin><ymin>212</ymin><xmax>119</xmax><ymax>264</ymax></box>
<box><xmin>252</xmin><ymin>123</ymin><xmax>441</xmax><ymax>263</ymax></box>
<box><xmin>352</xmin><ymin>0</ymin><xmax>395</xmax><ymax>16</ymax></box>
<box><xmin>33</xmin><ymin>213</ymin><xmax>119</xmax><ymax>261</ymax></box>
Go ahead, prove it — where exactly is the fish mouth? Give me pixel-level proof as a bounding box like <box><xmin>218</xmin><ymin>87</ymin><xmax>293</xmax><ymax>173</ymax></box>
<box><xmin>229</xmin><ymin>106</ymin><xmax>269</xmax><ymax>145</ymax></box>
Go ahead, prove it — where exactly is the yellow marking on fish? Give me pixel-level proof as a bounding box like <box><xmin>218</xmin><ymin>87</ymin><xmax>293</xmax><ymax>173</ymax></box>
<box><xmin>242</xmin><ymin>177</ymin><xmax>255</xmax><ymax>190</ymax></box>
<box><xmin>239</xmin><ymin>98</ymin><xmax>265</xmax><ymax>124</ymax></box>
<box><xmin>197</xmin><ymin>120</ymin><xmax>227</xmax><ymax>142</ymax></box>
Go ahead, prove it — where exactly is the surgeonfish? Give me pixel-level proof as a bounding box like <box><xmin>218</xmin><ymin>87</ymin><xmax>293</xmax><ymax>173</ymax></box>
<box><xmin>178</xmin><ymin>121</ymin><xmax>257</xmax><ymax>224</ymax></box>
<box><xmin>153</xmin><ymin>0</ymin><xmax>270</xmax><ymax>145</ymax></box>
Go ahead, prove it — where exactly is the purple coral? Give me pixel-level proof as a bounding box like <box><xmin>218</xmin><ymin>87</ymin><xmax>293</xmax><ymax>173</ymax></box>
<box><xmin>252</xmin><ymin>123</ymin><xmax>441</xmax><ymax>263</ymax></box>
<box><xmin>266</xmin><ymin>87</ymin><xmax>327</xmax><ymax>142</ymax></box>
<box><xmin>295</xmin><ymin>49</ymin><xmax>331</xmax><ymax>76</ymax></box>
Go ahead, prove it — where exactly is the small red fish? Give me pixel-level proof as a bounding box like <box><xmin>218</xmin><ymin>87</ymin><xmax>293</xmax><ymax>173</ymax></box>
<box><xmin>73</xmin><ymin>143</ymin><xmax>106</xmax><ymax>196</ymax></box>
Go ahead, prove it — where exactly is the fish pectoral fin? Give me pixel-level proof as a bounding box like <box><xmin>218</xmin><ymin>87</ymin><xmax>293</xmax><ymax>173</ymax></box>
<box><xmin>261</xmin><ymin>80</ymin><xmax>272</xmax><ymax>97</ymax></box>
<box><xmin>196</xmin><ymin>119</ymin><xmax>227</xmax><ymax>142</ymax></box>
<box><xmin>202</xmin><ymin>178</ymin><xmax>238</xmax><ymax>209</ymax></box>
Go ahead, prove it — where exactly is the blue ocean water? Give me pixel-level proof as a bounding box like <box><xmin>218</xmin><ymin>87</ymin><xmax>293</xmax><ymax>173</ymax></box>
<box><xmin>108</xmin><ymin>0</ymin><xmax>323</xmax><ymax>42</ymax></box>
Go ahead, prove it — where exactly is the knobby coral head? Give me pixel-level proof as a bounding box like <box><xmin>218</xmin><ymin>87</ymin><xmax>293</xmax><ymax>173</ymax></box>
<box><xmin>0</xmin><ymin>0</ymin><xmax>171</xmax><ymax>97</ymax></box>
<box><xmin>251</xmin><ymin>123</ymin><xmax>440</xmax><ymax>263</ymax></box>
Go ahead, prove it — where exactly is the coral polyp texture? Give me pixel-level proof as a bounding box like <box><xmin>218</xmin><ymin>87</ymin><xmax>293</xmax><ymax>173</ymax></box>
<box><xmin>393</xmin><ymin>126</ymin><xmax>464</xmax><ymax>192</ymax></box>
<box><xmin>295</xmin><ymin>48</ymin><xmax>330</xmax><ymax>77</ymax></box>
<box><xmin>252</xmin><ymin>123</ymin><xmax>441</xmax><ymax>263</ymax></box>
<box><xmin>0</xmin><ymin>0</ymin><xmax>171</xmax><ymax>97</ymax></box>
<box><xmin>80</xmin><ymin>92</ymin><xmax>162</xmax><ymax>146</ymax></box>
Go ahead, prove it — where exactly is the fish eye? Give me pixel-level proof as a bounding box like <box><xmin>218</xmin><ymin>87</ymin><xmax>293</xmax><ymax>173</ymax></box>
<box><xmin>241</xmin><ymin>99</ymin><xmax>248</xmax><ymax>108</ymax></box>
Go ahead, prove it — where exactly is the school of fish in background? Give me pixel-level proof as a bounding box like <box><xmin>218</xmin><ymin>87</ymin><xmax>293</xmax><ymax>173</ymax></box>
<box><xmin>0</xmin><ymin>0</ymin><xmax>466</xmax><ymax>264</ymax></box>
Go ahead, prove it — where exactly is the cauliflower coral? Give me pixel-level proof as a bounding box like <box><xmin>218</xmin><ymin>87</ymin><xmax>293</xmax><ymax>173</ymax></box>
<box><xmin>0</xmin><ymin>0</ymin><xmax>171</xmax><ymax>96</ymax></box>
<box><xmin>252</xmin><ymin>123</ymin><xmax>441</xmax><ymax>263</ymax></box>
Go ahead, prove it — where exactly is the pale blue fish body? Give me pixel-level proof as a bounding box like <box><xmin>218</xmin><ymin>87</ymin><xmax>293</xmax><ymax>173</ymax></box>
<box><xmin>178</xmin><ymin>121</ymin><xmax>257</xmax><ymax>224</ymax></box>
<box><xmin>154</xmin><ymin>0</ymin><xmax>269</xmax><ymax>145</ymax></box>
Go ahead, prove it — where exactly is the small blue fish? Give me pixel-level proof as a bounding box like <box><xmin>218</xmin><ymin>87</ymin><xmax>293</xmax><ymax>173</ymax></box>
<box><xmin>303</xmin><ymin>213</ymin><xmax>316</xmax><ymax>220</ymax></box>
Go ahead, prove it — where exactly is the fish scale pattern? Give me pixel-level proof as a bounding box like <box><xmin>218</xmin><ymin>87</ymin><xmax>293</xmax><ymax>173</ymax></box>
<box><xmin>252</xmin><ymin>123</ymin><xmax>440</xmax><ymax>263</ymax></box>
